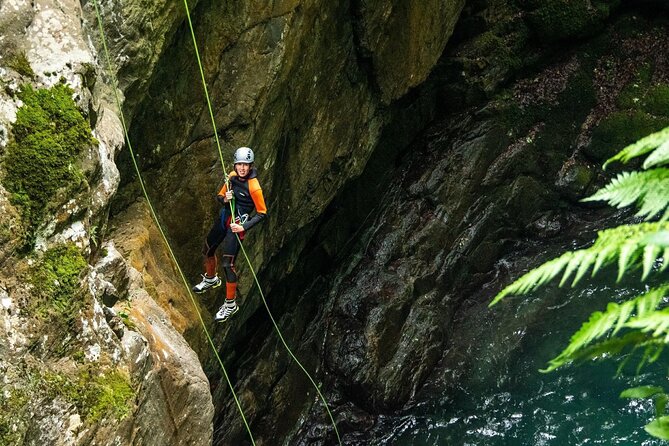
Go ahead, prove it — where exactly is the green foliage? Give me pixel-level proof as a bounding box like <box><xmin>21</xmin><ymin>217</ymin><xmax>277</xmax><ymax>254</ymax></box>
<box><xmin>490</xmin><ymin>222</ymin><xmax>669</xmax><ymax>304</ymax></box>
<box><xmin>3</xmin><ymin>84</ymin><xmax>96</xmax><ymax>243</ymax></box>
<box><xmin>43</xmin><ymin>368</ymin><xmax>134</xmax><ymax>423</ymax></box>
<box><xmin>491</xmin><ymin>126</ymin><xmax>669</xmax><ymax>440</ymax></box>
<box><xmin>620</xmin><ymin>385</ymin><xmax>664</xmax><ymax>400</ymax></box>
<box><xmin>605</xmin><ymin>127</ymin><xmax>669</xmax><ymax>167</ymax></box>
<box><xmin>28</xmin><ymin>244</ymin><xmax>88</xmax><ymax>327</ymax></box>
<box><xmin>7</xmin><ymin>51</ymin><xmax>35</xmax><ymax>79</ymax></box>
<box><xmin>541</xmin><ymin>287</ymin><xmax>667</xmax><ymax>372</ymax></box>
<box><xmin>583</xmin><ymin>169</ymin><xmax>669</xmax><ymax>220</ymax></box>
<box><xmin>645</xmin><ymin>417</ymin><xmax>669</xmax><ymax>440</ymax></box>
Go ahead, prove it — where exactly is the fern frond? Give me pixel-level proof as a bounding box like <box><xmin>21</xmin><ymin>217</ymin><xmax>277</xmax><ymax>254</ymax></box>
<box><xmin>583</xmin><ymin>169</ymin><xmax>669</xmax><ymax>221</ymax></box>
<box><xmin>540</xmin><ymin>331</ymin><xmax>658</xmax><ymax>372</ymax></box>
<box><xmin>540</xmin><ymin>287</ymin><xmax>668</xmax><ymax>371</ymax></box>
<box><xmin>626</xmin><ymin>308</ymin><xmax>669</xmax><ymax>342</ymax></box>
<box><xmin>644</xmin><ymin>139</ymin><xmax>669</xmax><ymax>169</ymax></box>
<box><xmin>645</xmin><ymin>416</ymin><xmax>669</xmax><ymax>440</ymax></box>
<box><xmin>490</xmin><ymin>222</ymin><xmax>669</xmax><ymax>305</ymax></box>
<box><xmin>604</xmin><ymin>126</ymin><xmax>669</xmax><ymax>168</ymax></box>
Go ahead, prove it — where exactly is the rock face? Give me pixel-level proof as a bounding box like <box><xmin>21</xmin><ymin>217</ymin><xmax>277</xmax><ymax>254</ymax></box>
<box><xmin>186</xmin><ymin>4</ymin><xmax>668</xmax><ymax>445</ymax></box>
<box><xmin>0</xmin><ymin>0</ymin><xmax>214</xmax><ymax>445</ymax></box>
<box><xmin>3</xmin><ymin>0</ymin><xmax>669</xmax><ymax>445</ymax></box>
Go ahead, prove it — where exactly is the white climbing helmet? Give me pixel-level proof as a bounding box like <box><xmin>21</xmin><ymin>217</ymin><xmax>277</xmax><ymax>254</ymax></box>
<box><xmin>233</xmin><ymin>147</ymin><xmax>254</xmax><ymax>164</ymax></box>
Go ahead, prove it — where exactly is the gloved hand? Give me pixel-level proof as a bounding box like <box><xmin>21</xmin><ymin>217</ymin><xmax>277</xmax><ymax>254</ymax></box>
<box><xmin>216</xmin><ymin>190</ymin><xmax>234</xmax><ymax>204</ymax></box>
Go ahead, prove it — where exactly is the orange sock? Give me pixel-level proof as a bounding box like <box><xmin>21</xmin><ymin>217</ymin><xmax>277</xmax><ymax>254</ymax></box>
<box><xmin>205</xmin><ymin>256</ymin><xmax>217</xmax><ymax>277</ymax></box>
<box><xmin>226</xmin><ymin>282</ymin><xmax>237</xmax><ymax>300</ymax></box>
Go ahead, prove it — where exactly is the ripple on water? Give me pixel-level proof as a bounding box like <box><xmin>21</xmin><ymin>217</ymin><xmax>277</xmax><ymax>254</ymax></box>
<box><xmin>384</xmin><ymin>282</ymin><xmax>667</xmax><ymax>446</ymax></box>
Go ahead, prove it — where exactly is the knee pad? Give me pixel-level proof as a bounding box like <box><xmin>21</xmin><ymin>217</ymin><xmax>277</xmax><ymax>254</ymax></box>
<box><xmin>221</xmin><ymin>255</ymin><xmax>237</xmax><ymax>283</ymax></box>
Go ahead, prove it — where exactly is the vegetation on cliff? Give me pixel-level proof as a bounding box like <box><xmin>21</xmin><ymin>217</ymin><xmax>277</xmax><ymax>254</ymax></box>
<box><xmin>3</xmin><ymin>83</ymin><xmax>96</xmax><ymax>246</ymax></box>
<box><xmin>492</xmin><ymin>126</ymin><xmax>669</xmax><ymax>439</ymax></box>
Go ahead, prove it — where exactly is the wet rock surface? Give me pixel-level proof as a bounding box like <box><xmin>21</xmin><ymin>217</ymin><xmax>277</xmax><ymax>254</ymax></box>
<box><xmin>2</xmin><ymin>0</ymin><xmax>668</xmax><ymax>445</ymax></box>
<box><xmin>206</xmin><ymin>8</ymin><xmax>669</xmax><ymax>445</ymax></box>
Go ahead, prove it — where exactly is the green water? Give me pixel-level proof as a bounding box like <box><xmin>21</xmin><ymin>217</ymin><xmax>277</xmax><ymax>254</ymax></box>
<box><xmin>386</xmin><ymin>282</ymin><xmax>667</xmax><ymax>445</ymax></box>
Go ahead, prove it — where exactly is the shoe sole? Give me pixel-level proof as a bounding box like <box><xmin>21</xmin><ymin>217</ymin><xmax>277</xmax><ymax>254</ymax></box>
<box><xmin>192</xmin><ymin>280</ymin><xmax>222</xmax><ymax>294</ymax></box>
<box><xmin>215</xmin><ymin>306</ymin><xmax>239</xmax><ymax>323</ymax></box>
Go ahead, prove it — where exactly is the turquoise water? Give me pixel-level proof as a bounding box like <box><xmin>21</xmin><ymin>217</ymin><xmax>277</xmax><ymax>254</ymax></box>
<box><xmin>385</xmin><ymin>282</ymin><xmax>667</xmax><ymax>445</ymax></box>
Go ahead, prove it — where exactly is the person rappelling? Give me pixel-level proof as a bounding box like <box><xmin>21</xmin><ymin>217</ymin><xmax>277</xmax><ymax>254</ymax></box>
<box><xmin>192</xmin><ymin>147</ymin><xmax>268</xmax><ymax>322</ymax></box>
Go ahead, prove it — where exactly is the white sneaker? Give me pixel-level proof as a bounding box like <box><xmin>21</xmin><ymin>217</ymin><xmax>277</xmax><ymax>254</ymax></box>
<box><xmin>192</xmin><ymin>274</ymin><xmax>222</xmax><ymax>293</ymax></box>
<box><xmin>214</xmin><ymin>300</ymin><xmax>239</xmax><ymax>322</ymax></box>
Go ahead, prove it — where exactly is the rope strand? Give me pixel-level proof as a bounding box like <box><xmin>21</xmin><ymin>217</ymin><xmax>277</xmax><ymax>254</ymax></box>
<box><xmin>180</xmin><ymin>1</ymin><xmax>342</xmax><ymax>443</ymax></box>
<box><xmin>91</xmin><ymin>2</ymin><xmax>256</xmax><ymax>444</ymax></box>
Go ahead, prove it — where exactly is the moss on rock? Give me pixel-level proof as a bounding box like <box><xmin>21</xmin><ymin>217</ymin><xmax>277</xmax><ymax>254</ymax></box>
<box><xmin>525</xmin><ymin>0</ymin><xmax>620</xmax><ymax>42</ymax></box>
<box><xmin>7</xmin><ymin>51</ymin><xmax>35</xmax><ymax>79</ymax></box>
<box><xmin>0</xmin><ymin>386</ymin><xmax>29</xmax><ymax>445</ymax></box>
<box><xmin>27</xmin><ymin>244</ymin><xmax>88</xmax><ymax>337</ymax></box>
<box><xmin>616</xmin><ymin>63</ymin><xmax>653</xmax><ymax>109</ymax></box>
<box><xmin>586</xmin><ymin>110</ymin><xmax>669</xmax><ymax>161</ymax></box>
<box><xmin>3</xmin><ymin>83</ymin><xmax>96</xmax><ymax>244</ymax></box>
<box><xmin>644</xmin><ymin>84</ymin><xmax>669</xmax><ymax>116</ymax></box>
<box><xmin>44</xmin><ymin>368</ymin><xmax>134</xmax><ymax>423</ymax></box>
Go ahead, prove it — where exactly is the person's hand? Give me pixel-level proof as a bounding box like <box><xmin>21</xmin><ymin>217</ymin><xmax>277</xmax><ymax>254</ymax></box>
<box><xmin>224</xmin><ymin>190</ymin><xmax>234</xmax><ymax>202</ymax></box>
<box><xmin>230</xmin><ymin>223</ymin><xmax>244</xmax><ymax>233</ymax></box>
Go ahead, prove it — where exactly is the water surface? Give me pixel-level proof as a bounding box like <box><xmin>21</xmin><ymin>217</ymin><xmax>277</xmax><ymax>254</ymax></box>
<box><xmin>385</xmin><ymin>281</ymin><xmax>666</xmax><ymax>445</ymax></box>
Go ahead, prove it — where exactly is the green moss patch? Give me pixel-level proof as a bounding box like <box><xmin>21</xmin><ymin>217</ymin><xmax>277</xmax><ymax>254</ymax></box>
<box><xmin>586</xmin><ymin>110</ymin><xmax>669</xmax><ymax>161</ymax></box>
<box><xmin>0</xmin><ymin>387</ymin><xmax>29</xmax><ymax>445</ymax></box>
<box><xmin>7</xmin><ymin>51</ymin><xmax>35</xmax><ymax>79</ymax></box>
<box><xmin>44</xmin><ymin>368</ymin><xmax>134</xmax><ymax>423</ymax></box>
<box><xmin>525</xmin><ymin>0</ymin><xmax>620</xmax><ymax>42</ymax></box>
<box><xmin>27</xmin><ymin>244</ymin><xmax>88</xmax><ymax>329</ymax></box>
<box><xmin>643</xmin><ymin>84</ymin><xmax>669</xmax><ymax>116</ymax></box>
<box><xmin>3</xmin><ymin>84</ymin><xmax>95</xmax><ymax>244</ymax></box>
<box><xmin>616</xmin><ymin>63</ymin><xmax>653</xmax><ymax>109</ymax></box>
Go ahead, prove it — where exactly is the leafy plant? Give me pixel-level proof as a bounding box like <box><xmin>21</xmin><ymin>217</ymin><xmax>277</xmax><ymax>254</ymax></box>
<box><xmin>491</xmin><ymin>125</ymin><xmax>669</xmax><ymax>439</ymax></box>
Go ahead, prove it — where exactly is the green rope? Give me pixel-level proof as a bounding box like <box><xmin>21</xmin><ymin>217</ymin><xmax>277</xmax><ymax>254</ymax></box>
<box><xmin>91</xmin><ymin>2</ymin><xmax>256</xmax><ymax>445</ymax></box>
<box><xmin>181</xmin><ymin>0</ymin><xmax>227</xmax><ymax>175</ymax></box>
<box><xmin>180</xmin><ymin>1</ymin><xmax>342</xmax><ymax>444</ymax></box>
<box><xmin>237</xmin><ymin>242</ymin><xmax>343</xmax><ymax>445</ymax></box>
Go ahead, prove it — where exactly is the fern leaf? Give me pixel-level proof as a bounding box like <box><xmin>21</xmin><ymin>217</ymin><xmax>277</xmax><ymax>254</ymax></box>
<box><xmin>540</xmin><ymin>287</ymin><xmax>667</xmax><ymax>371</ymax></box>
<box><xmin>643</xmin><ymin>244</ymin><xmax>661</xmax><ymax>280</ymax></box>
<box><xmin>540</xmin><ymin>331</ymin><xmax>655</xmax><ymax>372</ymax></box>
<box><xmin>626</xmin><ymin>308</ymin><xmax>669</xmax><ymax>341</ymax></box>
<box><xmin>490</xmin><ymin>222</ymin><xmax>669</xmax><ymax>305</ymax></box>
<box><xmin>646</xmin><ymin>416</ymin><xmax>669</xmax><ymax>440</ymax></box>
<box><xmin>618</xmin><ymin>239</ymin><xmax>641</xmax><ymax>281</ymax></box>
<box><xmin>614</xmin><ymin>301</ymin><xmax>635</xmax><ymax>334</ymax></box>
<box><xmin>491</xmin><ymin>254</ymin><xmax>573</xmax><ymax>303</ymax></box>
<box><xmin>644</xmin><ymin>139</ymin><xmax>669</xmax><ymax>169</ymax></box>
<box><xmin>605</xmin><ymin>126</ymin><xmax>669</xmax><ymax>168</ymax></box>
<box><xmin>620</xmin><ymin>386</ymin><xmax>664</xmax><ymax>399</ymax></box>
<box><xmin>560</xmin><ymin>253</ymin><xmax>583</xmax><ymax>286</ymax></box>
<box><xmin>592</xmin><ymin>243</ymin><xmax>618</xmax><ymax>275</ymax></box>
<box><xmin>583</xmin><ymin>169</ymin><xmax>669</xmax><ymax>220</ymax></box>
